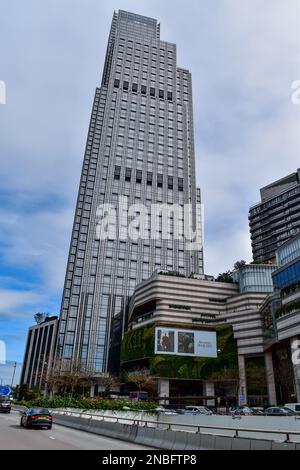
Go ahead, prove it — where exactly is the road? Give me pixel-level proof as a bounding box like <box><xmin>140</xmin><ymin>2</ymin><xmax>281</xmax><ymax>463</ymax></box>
<box><xmin>0</xmin><ymin>411</ymin><xmax>151</xmax><ymax>450</ymax></box>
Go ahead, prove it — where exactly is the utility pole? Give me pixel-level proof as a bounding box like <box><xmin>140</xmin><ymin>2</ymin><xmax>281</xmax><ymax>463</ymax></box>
<box><xmin>10</xmin><ymin>362</ymin><xmax>17</xmax><ymax>388</ymax></box>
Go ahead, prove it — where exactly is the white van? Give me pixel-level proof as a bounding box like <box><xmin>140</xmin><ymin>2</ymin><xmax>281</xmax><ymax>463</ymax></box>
<box><xmin>284</xmin><ymin>403</ymin><xmax>300</xmax><ymax>414</ymax></box>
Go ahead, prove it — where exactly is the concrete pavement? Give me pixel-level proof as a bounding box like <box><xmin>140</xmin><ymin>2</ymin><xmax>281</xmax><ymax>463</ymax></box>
<box><xmin>0</xmin><ymin>411</ymin><xmax>152</xmax><ymax>450</ymax></box>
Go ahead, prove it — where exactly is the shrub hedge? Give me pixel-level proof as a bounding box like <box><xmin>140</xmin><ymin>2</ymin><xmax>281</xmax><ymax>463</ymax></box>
<box><xmin>16</xmin><ymin>396</ymin><xmax>158</xmax><ymax>411</ymax></box>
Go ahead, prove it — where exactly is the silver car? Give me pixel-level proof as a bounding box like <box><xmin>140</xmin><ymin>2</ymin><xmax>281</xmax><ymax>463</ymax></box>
<box><xmin>181</xmin><ymin>406</ymin><xmax>213</xmax><ymax>415</ymax></box>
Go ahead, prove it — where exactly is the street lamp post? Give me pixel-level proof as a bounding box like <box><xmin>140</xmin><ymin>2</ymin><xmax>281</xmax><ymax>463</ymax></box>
<box><xmin>10</xmin><ymin>362</ymin><xmax>17</xmax><ymax>388</ymax></box>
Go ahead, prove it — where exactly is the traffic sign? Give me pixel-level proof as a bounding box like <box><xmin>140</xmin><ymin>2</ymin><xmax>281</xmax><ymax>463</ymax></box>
<box><xmin>0</xmin><ymin>385</ymin><xmax>11</xmax><ymax>396</ymax></box>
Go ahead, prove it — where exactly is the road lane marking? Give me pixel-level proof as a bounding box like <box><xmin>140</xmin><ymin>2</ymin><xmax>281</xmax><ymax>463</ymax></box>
<box><xmin>49</xmin><ymin>436</ymin><xmax>55</xmax><ymax>440</ymax></box>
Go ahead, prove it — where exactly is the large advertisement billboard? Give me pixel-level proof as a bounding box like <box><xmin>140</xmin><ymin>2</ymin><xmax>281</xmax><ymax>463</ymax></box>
<box><xmin>155</xmin><ymin>327</ymin><xmax>217</xmax><ymax>358</ymax></box>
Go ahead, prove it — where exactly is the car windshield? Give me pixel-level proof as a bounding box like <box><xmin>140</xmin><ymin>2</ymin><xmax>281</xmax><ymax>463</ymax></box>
<box><xmin>29</xmin><ymin>408</ymin><xmax>50</xmax><ymax>415</ymax></box>
<box><xmin>198</xmin><ymin>406</ymin><xmax>209</xmax><ymax>412</ymax></box>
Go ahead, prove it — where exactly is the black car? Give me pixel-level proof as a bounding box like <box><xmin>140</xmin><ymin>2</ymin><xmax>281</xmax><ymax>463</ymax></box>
<box><xmin>264</xmin><ymin>407</ymin><xmax>296</xmax><ymax>416</ymax></box>
<box><xmin>20</xmin><ymin>407</ymin><xmax>53</xmax><ymax>429</ymax></box>
<box><xmin>0</xmin><ymin>396</ymin><xmax>11</xmax><ymax>413</ymax></box>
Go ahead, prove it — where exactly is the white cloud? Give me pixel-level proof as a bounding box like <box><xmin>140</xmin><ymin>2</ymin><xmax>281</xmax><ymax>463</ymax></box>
<box><xmin>0</xmin><ymin>289</ymin><xmax>42</xmax><ymax>319</ymax></box>
<box><xmin>0</xmin><ymin>362</ymin><xmax>22</xmax><ymax>386</ymax></box>
<box><xmin>0</xmin><ymin>208</ymin><xmax>73</xmax><ymax>292</ymax></box>
<box><xmin>204</xmin><ymin>227</ymin><xmax>253</xmax><ymax>277</ymax></box>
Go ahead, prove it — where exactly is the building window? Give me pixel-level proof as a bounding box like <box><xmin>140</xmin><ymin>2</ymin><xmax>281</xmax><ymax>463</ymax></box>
<box><xmin>150</xmin><ymin>87</ymin><xmax>155</xmax><ymax>97</ymax></box>
<box><xmin>157</xmin><ymin>174</ymin><xmax>163</xmax><ymax>188</ymax></box>
<box><xmin>178</xmin><ymin>178</ymin><xmax>183</xmax><ymax>191</ymax></box>
<box><xmin>159</xmin><ymin>89</ymin><xmax>164</xmax><ymax>99</ymax></box>
<box><xmin>141</xmin><ymin>85</ymin><xmax>147</xmax><ymax>95</ymax></box>
<box><xmin>147</xmin><ymin>172</ymin><xmax>153</xmax><ymax>186</ymax></box>
<box><xmin>168</xmin><ymin>176</ymin><xmax>173</xmax><ymax>190</ymax></box>
<box><xmin>136</xmin><ymin>170</ymin><xmax>142</xmax><ymax>184</ymax></box>
<box><xmin>123</xmin><ymin>81</ymin><xmax>129</xmax><ymax>91</ymax></box>
<box><xmin>125</xmin><ymin>168</ymin><xmax>132</xmax><ymax>182</ymax></box>
<box><xmin>114</xmin><ymin>166</ymin><xmax>121</xmax><ymax>180</ymax></box>
<box><xmin>114</xmin><ymin>79</ymin><xmax>120</xmax><ymax>88</ymax></box>
<box><xmin>167</xmin><ymin>91</ymin><xmax>173</xmax><ymax>101</ymax></box>
<box><xmin>132</xmin><ymin>83</ymin><xmax>138</xmax><ymax>93</ymax></box>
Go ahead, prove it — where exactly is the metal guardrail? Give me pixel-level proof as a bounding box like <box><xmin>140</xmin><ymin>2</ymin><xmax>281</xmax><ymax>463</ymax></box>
<box><xmin>51</xmin><ymin>409</ymin><xmax>300</xmax><ymax>443</ymax></box>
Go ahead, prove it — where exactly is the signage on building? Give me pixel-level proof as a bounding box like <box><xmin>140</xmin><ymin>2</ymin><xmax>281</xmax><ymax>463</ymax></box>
<box><xmin>154</xmin><ymin>327</ymin><xmax>217</xmax><ymax>358</ymax></box>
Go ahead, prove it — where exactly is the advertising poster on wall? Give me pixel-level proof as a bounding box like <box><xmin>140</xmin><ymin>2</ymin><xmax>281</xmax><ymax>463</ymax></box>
<box><xmin>155</xmin><ymin>327</ymin><xmax>217</xmax><ymax>358</ymax></box>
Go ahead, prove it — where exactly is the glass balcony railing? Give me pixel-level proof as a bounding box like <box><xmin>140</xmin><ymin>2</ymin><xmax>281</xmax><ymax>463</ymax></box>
<box><xmin>276</xmin><ymin>300</ymin><xmax>300</xmax><ymax>320</ymax></box>
<box><xmin>281</xmin><ymin>280</ymin><xmax>300</xmax><ymax>299</ymax></box>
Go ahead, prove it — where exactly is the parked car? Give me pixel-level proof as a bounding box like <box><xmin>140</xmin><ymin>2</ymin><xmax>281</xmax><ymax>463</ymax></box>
<box><xmin>0</xmin><ymin>396</ymin><xmax>11</xmax><ymax>413</ymax></box>
<box><xmin>155</xmin><ymin>407</ymin><xmax>178</xmax><ymax>415</ymax></box>
<box><xmin>177</xmin><ymin>406</ymin><xmax>213</xmax><ymax>415</ymax></box>
<box><xmin>250</xmin><ymin>406</ymin><xmax>265</xmax><ymax>416</ymax></box>
<box><xmin>284</xmin><ymin>403</ymin><xmax>300</xmax><ymax>415</ymax></box>
<box><xmin>20</xmin><ymin>408</ymin><xmax>53</xmax><ymax>429</ymax></box>
<box><xmin>264</xmin><ymin>407</ymin><xmax>296</xmax><ymax>416</ymax></box>
<box><xmin>229</xmin><ymin>406</ymin><xmax>260</xmax><ymax>416</ymax></box>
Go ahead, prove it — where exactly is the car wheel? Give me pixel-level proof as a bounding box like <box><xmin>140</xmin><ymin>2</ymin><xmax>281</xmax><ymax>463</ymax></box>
<box><xmin>47</xmin><ymin>425</ymin><xmax>52</xmax><ymax>430</ymax></box>
<box><xmin>20</xmin><ymin>418</ymin><xmax>23</xmax><ymax>427</ymax></box>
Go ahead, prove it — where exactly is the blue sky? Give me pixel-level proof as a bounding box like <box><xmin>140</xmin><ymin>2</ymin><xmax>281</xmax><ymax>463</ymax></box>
<box><xmin>0</xmin><ymin>0</ymin><xmax>299</xmax><ymax>377</ymax></box>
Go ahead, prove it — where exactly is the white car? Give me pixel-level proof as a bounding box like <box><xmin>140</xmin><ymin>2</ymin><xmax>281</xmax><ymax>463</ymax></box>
<box><xmin>181</xmin><ymin>406</ymin><xmax>213</xmax><ymax>415</ymax></box>
<box><xmin>155</xmin><ymin>407</ymin><xmax>178</xmax><ymax>415</ymax></box>
<box><xmin>284</xmin><ymin>403</ymin><xmax>300</xmax><ymax>415</ymax></box>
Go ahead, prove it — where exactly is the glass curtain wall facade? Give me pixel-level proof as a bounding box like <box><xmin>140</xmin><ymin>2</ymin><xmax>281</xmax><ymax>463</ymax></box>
<box><xmin>249</xmin><ymin>169</ymin><xmax>300</xmax><ymax>263</ymax></box>
<box><xmin>276</xmin><ymin>234</ymin><xmax>300</xmax><ymax>268</ymax></box>
<box><xmin>57</xmin><ymin>11</ymin><xmax>203</xmax><ymax>373</ymax></box>
<box><xmin>232</xmin><ymin>264</ymin><xmax>277</xmax><ymax>293</ymax></box>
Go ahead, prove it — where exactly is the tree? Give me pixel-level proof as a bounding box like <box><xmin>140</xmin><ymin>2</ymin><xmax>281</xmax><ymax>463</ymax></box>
<box><xmin>17</xmin><ymin>383</ymin><xmax>41</xmax><ymax>401</ymax></box>
<box><xmin>62</xmin><ymin>359</ymin><xmax>95</xmax><ymax>397</ymax></box>
<box><xmin>38</xmin><ymin>356</ymin><xmax>95</xmax><ymax>397</ymax></box>
<box><xmin>95</xmin><ymin>374</ymin><xmax>120</xmax><ymax>397</ymax></box>
<box><xmin>233</xmin><ymin>260</ymin><xmax>247</xmax><ymax>271</ymax></box>
<box><xmin>216</xmin><ymin>271</ymin><xmax>233</xmax><ymax>283</ymax></box>
<box><xmin>125</xmin><ymin>368</ymin><xmax>154</xmax><ymax>392</ymax></box>
<box><xmin>18</xmin><ymin>384</ymin><xmax>30</xmax><ymax>401</ymax></box>
<box><xmin>34</xmin><ymin>312</ymin><xmax>49</xmax><ymax>324</ymax></box>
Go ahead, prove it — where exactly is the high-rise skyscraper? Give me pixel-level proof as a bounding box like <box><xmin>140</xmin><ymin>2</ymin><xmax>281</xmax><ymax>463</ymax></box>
<box><xmin>249</xmin><ymin>169</ymin><xmax>300</xmax><ymax>263</ymax></box>
<box><xmin>57</xmin><ymin>10</ymin><xmax>203</xmax><ymax>374</ymax></box>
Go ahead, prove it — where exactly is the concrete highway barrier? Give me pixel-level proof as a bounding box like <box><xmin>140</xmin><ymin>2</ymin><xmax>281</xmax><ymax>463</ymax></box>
<box><xmin>250</xmin><ymin>439</ymin><xmax>272</xmax><ymax>450</ymax></box>
<box><xmin>231</xmin><ymin>437</ymin><xmax>251</xmax><ymax>450</ymax></box>
<box><xmin>151</xmin><ymin>429</ymin><xmax>171</xmax><ymax>449</ymax></box>
<box><xmin>159</xmin><ymin>430</ymin><xmax>176</xmax><ymax>449</ymax></box>
<box><xmin>172</xmin><ymin>431</ymin><xmax>189</xmax><ymax>450</ymax></box>
<box><xmin>185</xmin><ymin>432</ymin><xmax>202</xmax><ymax>450</ymax></box>
<box><xmin>13</xmin><ymin>407</ymin><xmax>300</xmax><ymax>450</ymax></box>
<box><xmin>134</xmin><ymin>426</ymin><xmax>156</xmax><ymax>446</ymax></box>
<box><xmin>214</xmin><ymin>435</ymin><xmax>233</xmax><ymax>450</ymax></box>
<box><xmin>271</xmin><ymin>441</ymin><xmax>296</xmax><ymax>450</ymax></box>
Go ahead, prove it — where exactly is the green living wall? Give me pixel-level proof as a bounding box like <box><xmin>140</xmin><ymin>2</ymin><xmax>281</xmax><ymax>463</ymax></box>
<box><xmin>121</xmin><ymin>324</ymin><xmax>238</xmax><ymax>380</ymax></box>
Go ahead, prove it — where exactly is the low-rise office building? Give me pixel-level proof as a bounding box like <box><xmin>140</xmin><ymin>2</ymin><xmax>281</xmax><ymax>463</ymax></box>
<box><xmin>20</xmin><ymin>316</ymin><xmax>59</xmax><ymax>392</ymax></box>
